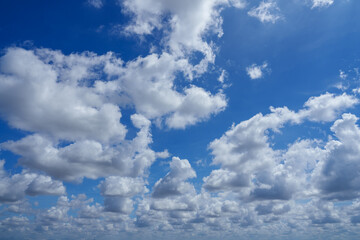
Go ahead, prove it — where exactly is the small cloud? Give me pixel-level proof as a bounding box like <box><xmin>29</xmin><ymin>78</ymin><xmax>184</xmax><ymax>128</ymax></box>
<box><xmin>352</xmin><ymin>88</ymin><xmax>360</xmax><ymax>94</ymax></box>
<box><xmin>339</xmin><ymin>70</ymin><xmax>347</xmax><ymax>80</ymax></box>
<box><xmin>246</xmin><ymin>62</ymin><xmax>268</xmax><ymax>80</ymax></box>
<box><xmin>248</xmin><ymin>1</ymin><xmax>281</xmax><ymax>23</ymax></box>
<box><xmin>218</xmin><ymin>70</ymin><xmax>228</xmax><ymax>83</ymax></box>
<box><xmin>87</xmin><ymin>0</ymin><xmax>104</xmax><ymax>9</ymax></box>
<box><xmin>229</xmin><ymin>0</ymin><xmax>247</xmax><ymax>9</ymax></box>
<box><xmin>334</xmin><ymin>82</ymin><xmax>348</xmax><ymax>91</ymax></box>
<box><xmin>311</xmin><ymin>0</ymin><xmax>334</xmax><ymax>9</ymax></box>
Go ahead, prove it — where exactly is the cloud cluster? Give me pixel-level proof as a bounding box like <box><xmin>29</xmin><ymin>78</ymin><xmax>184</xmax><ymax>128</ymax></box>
<box><xmin>1</xmin><ymin>91</ymin><xmax>360</xmax><ymax>238</ymax></box>
<box><xmin>206</xmin><ymin>92</ymin><xmax>358</xmax><ymax>201</ymax></box>
<box><xmin>0</xmin><ymin>160</ymin><xmax>65</xmax><ymax>203</ymax></box>
<box><xmin>1</xmin><ymin>0</ymin><xmax>359</xmax><ymax>238</ymax></box>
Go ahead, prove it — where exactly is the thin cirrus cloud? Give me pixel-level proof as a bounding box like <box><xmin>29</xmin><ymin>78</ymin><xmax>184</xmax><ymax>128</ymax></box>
<box><xmin>0</xmin><ymin>0</ymin><xmax>360</xmax><ymax>239</ymax></box>
<box><xmin>312</xmin><ymin>0</ymin><xmax>334</xmax><ymax>9</ymax></box>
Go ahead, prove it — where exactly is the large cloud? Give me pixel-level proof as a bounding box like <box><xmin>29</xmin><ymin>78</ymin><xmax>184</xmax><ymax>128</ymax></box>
<box><xmin>121</xmin><ymin>0</ymin><xmax>246</xmax><ymax>61</ymax></box>
<box><xmin>0</xmin><ymin>48</ymin><xmax>227</xmax><ymax>131</ymax></box>
<box><xmin>314</xmin><ymin>113</ymin><xmax>360</xmax><ymax>200</ymax></box>
<box><xmin>0</xmin><ymin>48</ymin><xmax>126</xmax><ymax>143</ymax></box>
<box><xmin>2</xmin><ymin>115</ymin><xmax>155</xmax><ymax>182</ymax></box>
<box><xmin>206</xmin><ymin>93</ymin><xmax>358</xmax><ymax>201</ymax></box>
<box><xmin>0</xmin><ymin>160</ymin><xmax>65</xmax><ymax>203</ymax></box>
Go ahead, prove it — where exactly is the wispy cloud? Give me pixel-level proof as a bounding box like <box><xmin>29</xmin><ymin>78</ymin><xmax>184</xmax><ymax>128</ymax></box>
<box><xmin>87</xmin><ymin>0</ymin><xmax>103</xmax><ymax>9</ymax></box>
<box><xmin>248</xmin><ymin>1</ymin><xmax>282</xmax><ymax>23</ymax></box>
<box><xmin>311</xmin><ymin>0</ymin><xmax>334</xmax><ymax>9</ymax></box>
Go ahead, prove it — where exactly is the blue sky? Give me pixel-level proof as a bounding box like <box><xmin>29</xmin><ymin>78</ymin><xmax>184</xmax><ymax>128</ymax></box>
<box><xmin>1</xmin><ymin>0</ymin><xmax>360</xmax><ymax>239</ymax></box>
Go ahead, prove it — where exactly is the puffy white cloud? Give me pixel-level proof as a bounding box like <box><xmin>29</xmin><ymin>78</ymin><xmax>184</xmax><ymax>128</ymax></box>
<box><xmin>0</xmin><ymin>48</ymin><xmax>126</xmax><ymax>144</ymax></box>
<box><xmin>152</xmin><ymin>157</ymin><xmax>196</xmax><ymax>198</ymax></box>
<box><xmin>100</xmin><ymin>176</ymin><xmax>148</xmax><ymax>213</ymax></box>
<box><xmin>203</xmin><ymin>169</ymin><xmax>250</xmax><ymax>191</ymax></box>
<box><xmin>165</xmin><ymin>86</ymin><xmax>227</xmax><ymax>129</ymax></box>
<box><xmin>0</xmin><ymin>160</ymin><xmax>65</xmax><ymax>202</ymax></box>
<box><xmin>206</xmin><ymin>92</ymin><xmax>359</xmax><ymax>201</ymax></box>
<box><xmin>0</xmin><ymin>47</ymin><xmax>227</xmax><ymax>137</ymax></box>
<box><xmin>248</xmin><ymin>1</ymin><xmax>281</xmax><ymax>23</ymax></box>
<box><xmin>314</xmin><ymin>114</ymin><xmax>360</xmax><ymax>200</ymax></box>
<box><xmin>115</xmin><ymin>53</ymin><xmax>227</xmax><ymax>127</ymax></box>
<box><xmin>121</xmin><ymin>0</ymin><xmax>246</xmax><ymax>58</ymax></box>
<box><xmin>312</xmin><ymin>0</ymin><xmax>334</xmax><ymax>9</ymax></box>
<box><xmin>25</xmin><ymin>175</ymin><xmax>66</xmax><ymax>196</ymax></box>
<box><xmin>246</xmin><ymin>62</ymin><xmax>268</xmax><ymax>80</ymax></box>
<box><xmin>100</xmin><ymin>176</ymin><xmax>147</xmax><ymax>197</ymax></box>
<box><xmin>0</xmin><ymin>47</ymin><xmax>227</xmax><ymax>182</ymax></box>
<box><xmin>2</xmin><ymin>119</ymin><xmax>155</xmax><ymax>182</ymax></box>
<box><xmin>299</xmin><ymin>92</ymin><xmax>358</xmax><ymax>122</ymax></box>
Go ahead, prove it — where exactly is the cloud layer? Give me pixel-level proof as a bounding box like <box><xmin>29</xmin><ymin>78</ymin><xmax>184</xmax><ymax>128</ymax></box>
<box><xmin>0</xmin><ymin>0</ymin><xmax>359</xmax><ymax>239</ymax></box>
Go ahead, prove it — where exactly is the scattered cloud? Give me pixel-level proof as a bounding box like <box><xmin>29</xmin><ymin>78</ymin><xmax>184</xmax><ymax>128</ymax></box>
<box><xmin>248</xmin><ymin>1</ymin><xmax>281</xmax><ymax>23</ymax></box>
<box><xmin>246</xmin><ymin>62</ymin><xmax>269</xmax><ymax>79</ymax></box>
<box><xmin>2</xmin><ymin>0</ymin><xmax>360</xmax><ymax>238</ymax></box>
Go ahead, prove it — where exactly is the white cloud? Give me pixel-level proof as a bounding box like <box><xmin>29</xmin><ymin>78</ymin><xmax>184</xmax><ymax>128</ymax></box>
<box><xmin>100</xmin><ymin>176</ymin><xmax>147</xmax><ymax>213</ymax></box>
<box><xmin>87</xmin><ymin>0</ymin><xmax>103</xmax><ymax>9</ymax></box>
<box><xmin>0</xmin><ymin>48</ymin><xmax>126</xmax><ymax>144</ymax></box>
<box><xmin>299</xmin><ymin>92</ymin><xmax>358</xmax><ymax>122</ymax></box>
<box><xmin>207</xmin><ymin>92</ymin><xmax>358</xmax><ymax>201</ymax></box>
<box><xmin>0</xmin><ymin>47</ymin><xmax>227</xmax><ymax>135</ymax></box>
<box><xmin>313</xmin><ymin>113</ymin><xmax>360</xmax><ymax>200</ymax></box>
<box><xmin>100</xmin><ymin>177</ymin><xmax>147</xmax><ymax>197</ymax></box>
<box><xmin>218</xmin><ymin>69</ymin><xmax>227</xmax><ymax>83</ymax></box>
<box><xmin>2</xmin><ymin>119</ymin><xmax>155</xmax><ymax>182</ymax></box>
<box><xmin>312</xmin><ymin>0</ymin><xmax>334</xmax><ymax>9</ymax></box>
<box><xmin>120</xmin><ymin>0</ymin><xmax>246</xmax><ymax>71</ymax></box>
<box><xmin>152</xmin><ymin>157</ymin><xmax>196</xmax><ymax>198</ymax></box>
<box><xmin>339</xmin><ymin>70</ymin><xmax>347</xmax><ymax>80</ymax></box>
<box><xmin>115</xmin><ymin>53</ymin><xmax>227</xmax><ymax>128</ymax></box>
<box><xmin>246</xmin><ymin>62</ymin><xmax>268</xmax><ymax>79</ymax></box>
<box><xmin>248</xmin><ymin>1</ymin><xmax>281</xmax><ymax>23</ymax></box>
<box><xmin>0</xmin><ymin>160</ymin><xmax>65</xmax><ymax>203</ymax></box>
<box><xmin>165</xmin><ymin>86</ymin><xmax>227</xmax><ymax>129</ymax></box>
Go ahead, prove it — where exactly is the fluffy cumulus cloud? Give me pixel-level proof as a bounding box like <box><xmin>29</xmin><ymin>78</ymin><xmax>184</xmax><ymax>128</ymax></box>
<box><xmin>314</xmin><ymin>114</ymin><xmax>360</xmax><ymax>200</ymax></box>
<box><xmin>121</xmin><ymin>0</ymin><xmax>246</xmax><ymax>58</ymax></box>
<box><xmin>0</xmin><ymin>47</ymin><xmax>226</xmax><ymax>131</ymax></box>
<box><xmin>248</xmin><ymin>1</ymin><xmax>281</xmax><ymax>23</ymax></box>
<box><xmin>2</xmin><ymin>0</ymin><xmax>360</xmax><ymax>239</ymax></box>
<box><xmin>246</xmin><ymin>62</ymin><xmax>268</xmax><ymax>79</ymax></box>
<box><xmin>2</xmin><ymin>91</ymin><xmax>360</xmax><ymax>238</ymax></box>
<box><xmin>0</xmin><ymin>160</ymin><xmax>65</xmax><ymax>203</ymax></box>
<box><xmin>0</xmin><ymin>48</ymin><xmax>127</xmax><ymax>143</ymax></box>
<box><xmin>100</xmin><ymin>176</ymin><xmax>147</xmax><ymax>213</ymax></box>
<box><xmin>207</xmin><ymin>93</ymin><xmax>358</xmax><ymax>201</ymax></box>
<box><xmin>1</xmin><ymin>119</ymin><xmax>155</xmax><ymax>182</ymax></box>
<box><xmin>152</xmin><ymin>157</ymin><xmax>196</xmax><ymax>199</ymax></box>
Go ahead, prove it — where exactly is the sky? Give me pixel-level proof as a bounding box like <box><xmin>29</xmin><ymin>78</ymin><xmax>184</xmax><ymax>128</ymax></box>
<box><xmin>1</xmin><ymin>0</ymin><xmax>360</xmax><ymax>239</ymax></box>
